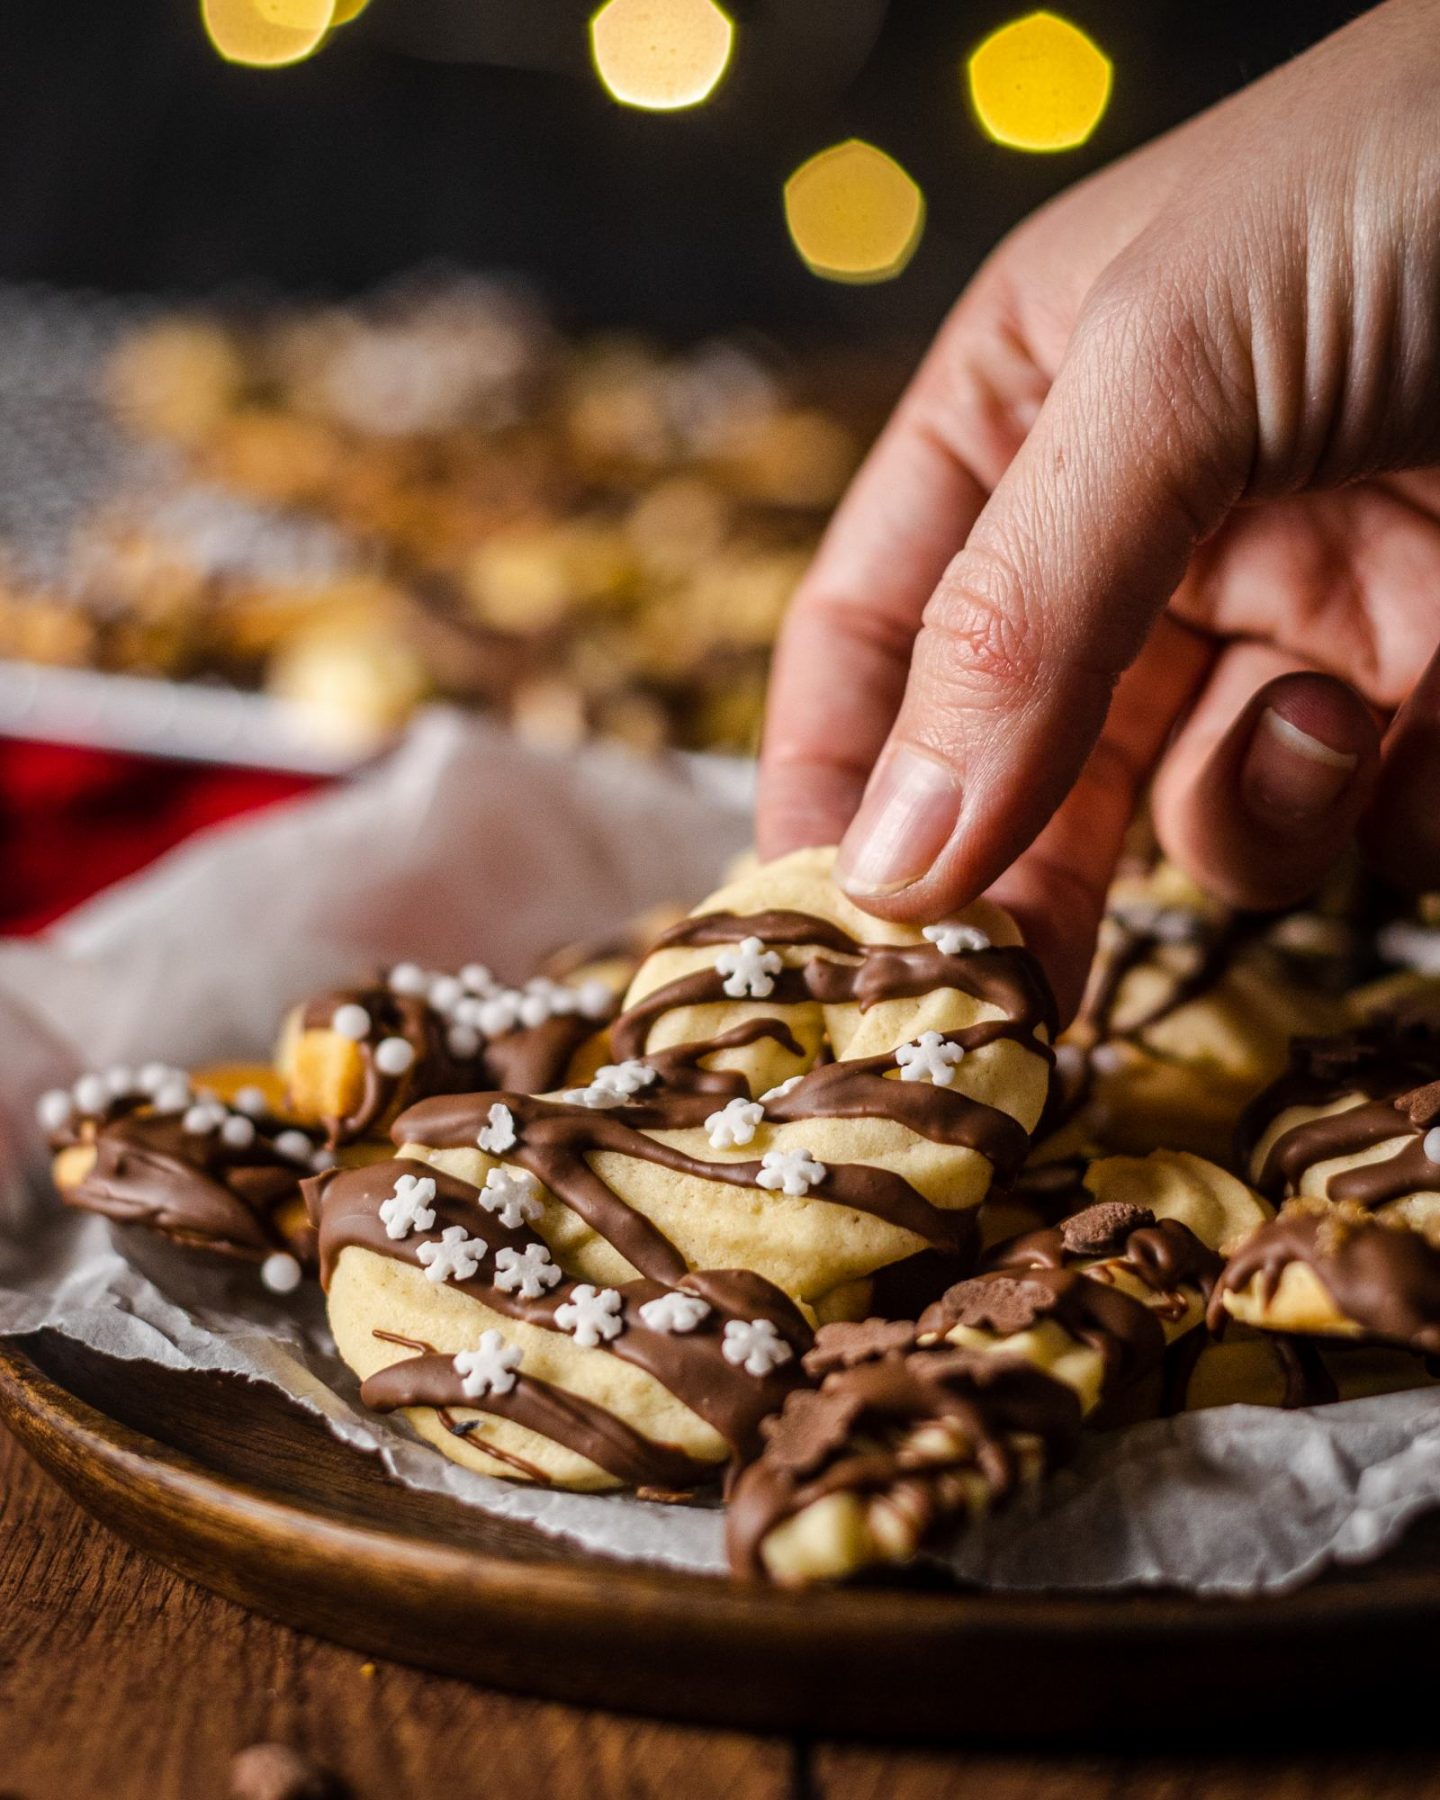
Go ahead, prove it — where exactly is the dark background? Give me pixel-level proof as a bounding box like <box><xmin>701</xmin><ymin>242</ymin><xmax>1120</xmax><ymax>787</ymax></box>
<box><xmin>0</xmin><ymin>0</ymin><xmax>1372</xmax><ymax>344</ymax></box>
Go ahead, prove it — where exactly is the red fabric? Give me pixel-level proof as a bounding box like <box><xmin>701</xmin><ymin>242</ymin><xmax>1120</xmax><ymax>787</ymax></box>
<box><xmin>0</xmin><ymin>738</ymin><xmax>323</xmax><ymax>935</ymax></box>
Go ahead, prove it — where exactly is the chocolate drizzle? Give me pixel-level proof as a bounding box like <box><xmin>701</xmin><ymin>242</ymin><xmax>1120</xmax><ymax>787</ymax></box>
<box><xmin>312</xmin><ymin>1158</ymin><xmax>812</xmax><ymax>1474</ymax></box>
<box><xmin>60</xmin><ymin>1110</ymin><xmax>315</xmax><ymax>1263</ymax></box>
<box><xmin>726</xmin><ymin>1347</ymin><xmax>1082</xmax><ymax>1581</ymax></box>
<box><xmin>1210</xmin><ymin>1202</ymin><xmax>1440</xmax><ymax>1355</ymax></box>
<box><xmin>300</xmin><ymin>981</ymin><xmax>595</xmax><ymax>1144</ymax></box>
<box><xmin>617</xmin><ymin>909</ymin><xmax>1057</xmax><ymax>1061</ymax></box>
<box><xmin>1241</xmin><ymin>1029</ymin><xmax>1440</xmax><ymax>1207</ymax></box>
<box><xmin>985</xmin><ymin>1204</ymin><xmax>1224</xmax><ymax>1312</ymax></box>
<box><xmin>361</xmin><ymin>1351</ymin><xmax>713</xmax><ymax>1491</ymax></box>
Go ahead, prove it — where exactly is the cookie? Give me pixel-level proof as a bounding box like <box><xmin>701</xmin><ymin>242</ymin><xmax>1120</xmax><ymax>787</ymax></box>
<box><xmin>393</xmin><ymin>845</ymin><xmax>1057</xmax><ymax>1312</ymax></box>
<box><xmin>727</xmin><ymin>1150</ymin><xmax>1266</xmax><ymax>1584</ymax></box>
<box><xmin>311</xmin><ymin>1156</ymin><xmax>811</xmax><ymax>1491</ymax></box>
<box><xmin>41</xmin><ymin>1059</ymin><xmax>346</xmax><ymax>1278</ymax></box>
<box><xmin>1041</xmin><ymin>860</ymin><xmax>1345</xmax><ymax>1164</ymax></box>
<box><xmin>278</xmin><ymin>961</ymin><xmax>617</xmax><ymax>1144</ymax></box>
<box><xmin>1176</xmin><ymin>1325</ymin><xmax>1439</xmax><ymax>1411</ymax></box>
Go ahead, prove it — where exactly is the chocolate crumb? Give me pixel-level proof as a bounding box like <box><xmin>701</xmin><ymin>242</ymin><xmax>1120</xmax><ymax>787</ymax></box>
<box><xmin>230</xmin><ymin>1743</ymin><xmax>339</xmax><ymax>1800</ymax></box>
<box><xmin>1059</xmin><ymin>1200</ymin><xmax>1155</xmax><ymax>1257</ymax></box>
<box><xmin>803</xmin><ymin>1316</ymin><xmax>917</xmax><ymax>1376</ymax></box>
<box><xmin>759</xmin><ymin>1386</ymin><xmax>863</xmax><ymax>1478</ymax></box>
<box><xmin>927</xmin><ymin>1273</ymin><xmax>1059</xmax><ymax>1337</ymax></box>
<box><xmin>1396</xmin><ymin>1081</ymin><xmax>1440</xmax><ymax>1127</ymax></box>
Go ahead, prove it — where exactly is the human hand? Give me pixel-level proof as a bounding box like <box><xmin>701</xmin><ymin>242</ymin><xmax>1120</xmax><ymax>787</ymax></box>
<box><xmin>757</xmin><ymin>0</ymin><xmax>1440</xmax><ymax>1016</ymax></box>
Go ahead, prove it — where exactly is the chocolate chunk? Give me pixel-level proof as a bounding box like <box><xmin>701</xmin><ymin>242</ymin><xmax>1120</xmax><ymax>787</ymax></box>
<box><xmin>229</xmin><ymin>1744</ymin><xmax>340</xmax><ymax>1800</ymax></box>
<box><xmin>803</xmin><ymin>1316</ymin><xmax>917</xmax><ymax>1376</ymax></box>
<box><xmin>1059</xmin><ymin>1200</ymin><xmax>1155</xmax><ymax>1258</ymax></box>
<box><xmin>759</xmin><ymin>1386</ymin><xmax>863</xmax><ymax>1478</ymax></box>
<box><xmin>1396</xmin><ymin>1081</ymin><xmax>1440</xmax><ymax>1127</ymax></box>
<box><xmin>928</xmin><ymin>1273</ymin><xmax>1059</xmax><ymax>1337</ymax></box>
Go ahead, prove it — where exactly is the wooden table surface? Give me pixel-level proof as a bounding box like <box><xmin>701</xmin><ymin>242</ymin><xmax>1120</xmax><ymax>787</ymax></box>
<box><xmin>4</xmin><ymin>1421</ymin><xmax>1439</xmax><ymax>1800</ymax></box>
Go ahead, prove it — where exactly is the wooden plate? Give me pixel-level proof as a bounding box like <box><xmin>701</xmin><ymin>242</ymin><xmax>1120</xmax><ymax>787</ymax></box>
<box><xmin>4</xmin><ymin>1328</ymin><xmax>1440</xmax><ymax>1742</ymax></box>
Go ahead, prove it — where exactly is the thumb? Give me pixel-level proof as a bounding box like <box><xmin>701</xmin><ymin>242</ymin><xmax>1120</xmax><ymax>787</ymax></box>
<box><xmin>835</xmin><ymin>263</ymin><xmax>1253</xmax><ymax>919</ymax></box>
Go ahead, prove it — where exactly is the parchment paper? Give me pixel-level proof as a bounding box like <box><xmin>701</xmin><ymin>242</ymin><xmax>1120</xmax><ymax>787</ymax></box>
<box><xmin>4</xmin><ymin>708</ymin><xmax>1440</xmax><ymax>1590</ymax></box>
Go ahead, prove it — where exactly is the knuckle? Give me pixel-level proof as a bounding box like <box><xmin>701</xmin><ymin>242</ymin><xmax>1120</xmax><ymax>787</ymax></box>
<box><xmin>919</xmin><ymin>554</ymin><xmax>1045</xmax><ymax>698</ymax></box>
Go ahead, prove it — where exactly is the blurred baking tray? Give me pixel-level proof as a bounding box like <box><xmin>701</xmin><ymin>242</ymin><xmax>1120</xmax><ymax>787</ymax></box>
<box><xmin>0</xmin><ymin>659</ymin><xmax>375</xmax><ymax>774</ymax></box>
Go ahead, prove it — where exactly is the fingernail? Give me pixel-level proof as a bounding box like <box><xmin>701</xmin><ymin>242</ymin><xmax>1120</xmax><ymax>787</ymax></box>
<box><xmin>837</xmin><ymin>745</ymin><xmax>961</xmax><ymax>896</ymax></box>
<box><xmin>1242</xmin><ymin>707</ymin><xmax>1358</xmax><ymax>826</ymax></box>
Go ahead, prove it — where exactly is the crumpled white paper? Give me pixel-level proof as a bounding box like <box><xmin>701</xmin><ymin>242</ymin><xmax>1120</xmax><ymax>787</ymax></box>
<box><xmin>4</xmin><ymin>708</ymin><xmax>1440</xmax><ymax>1590</ymax></box>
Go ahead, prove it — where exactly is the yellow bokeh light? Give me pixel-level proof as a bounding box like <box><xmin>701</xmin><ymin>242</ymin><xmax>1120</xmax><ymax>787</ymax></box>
<box><xmin>590</xmin><ymin>0</ymin><xmax>734</xmax><ymax>112</ymax></box>
<box><xmin>201</xmin><ymin>0</ymin><xmax>335</xmax><ymax>67</ymax></box>
<box><xmin>968</xmin><ymin>11</ymin><xmax>1112</xmax><ymax>153</ymax></box>
<box><xmin>783</xmin><ymin>140</ymin><xmax>926</xmax><ymax>285</ymax></box>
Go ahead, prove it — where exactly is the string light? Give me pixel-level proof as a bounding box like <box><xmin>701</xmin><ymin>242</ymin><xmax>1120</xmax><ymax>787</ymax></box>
<box><xmin>590</xmin><ymin>0</ymin><xmax>734</xmax><ymax>111</ymax></box>
<box><xmin>967</xmin><ymin>12</ymin><xmax>1112</xmax><ymax>153</ymax></box>
<box><xmin>200</xmin><ymin>0</ymin><xmax>336</xmax><ymax>67</ymax></box>
<box><xmin>784</xmin><ymin>140</ymin><xmax>925</xmax><ymax>285</ymax></box>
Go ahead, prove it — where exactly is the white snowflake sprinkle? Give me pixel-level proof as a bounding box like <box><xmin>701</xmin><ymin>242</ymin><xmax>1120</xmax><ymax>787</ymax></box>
<box><xmin>182</xmin><ymin>1101</ymin><xmax>228</xmax><ymax>1136</ymax></box>
<box><xmin>72</xmin><ymin>1072</ymin><xmax>111</xmax><ymax>1116</ymax></box>
<box><xmin>479</xmin><ymin>1166</ymin><xmax>543</xmax><ymax>1230</ymax></box>
<box><xmin>331</xmin><ymin>1003</ymin><xmax>372</xmax><ymax>1042</ymax></box>
<box><xmin>559</xmin><ymin>1083</ymin><xmax>626</xmax><ymax>1110</ymax></box>
<box><xmin>36</xmin><ymin>1089</ymin><xmax>74</xmax><ymax>1133</ymax></box>
<box><xmin>477</xmin><ymin>1102</ymin><xmax>517</xmax><ymax>1154</ymax></box>
<box><xmin>232</xmin><ymin>1085</ymin><xmax>270</xmax><ymax>1117</ymax></box>
<box><xmin>137</xmin><ymin>1062</ymin><xmax>177</xmax><ymax>1097</ymax></box>
<box><xmin>760</xmin><ymin>1075</ymin><xmax>804</xmax><ymax>1104</ymax></box>
<box><xmin>274</xmin><ymin>1129</ymin><xmax>317</xmax><ymax>1165</ymax></box>
<box><xmin>451</xmin><ymin>995</ymin><xmax>487</xmax><ymax>1030</ymax></box>
<box><xmin>923</xmin><ymin>922</ymin><xmax>991</xmax><ymax>956</ymax></box>
<box><xmin>1424</xmin><ymin>1127</ymin><xmax>1440</xmax><ymax>1166</ymax></box>
<box><xmin>151</xmin><ymin>1079</ymin><xmax>193</xmax><ymax>1116</ymax></box>
<box><xmin>706</xmin><ymin>1097</ymin><xmax>764</xmax><ymax>1149</ymax></box>
<box><xmin>494</xmin><ymin>1242</ymin><xmax>562</xmax><ymax>1299</ymax></box>
<box><xmin>722</xmin><ymin>1318</ymin><xmax>793</xmax><ymax>1377</ymax></box>
<box><xmin>374</xmin><ymin>1035</ymin><xmax>417</xmax><ymax>1077</ymax></box>
<box><xmin>460</xmin><ymin>962</ymin><xmax>496</xmax><ymax>996</ymax></box>
<box><xmin>447</xmin><ymin>1025</ymin><xmax>482</xmax><ymax>1060</ymax></box>
<box><xmin>593</xmin><ymin>1059</ymin><xmax>658</xmax><ymax>1097</ymax></box>
<box><xmin>387</xmin><ymin>961</ymin><xmax>429</xmax><ymax>997</ymax></box>
<box><xmin>428</xmin><ymin>975</ymin><xmax>465</xmax><ymax>1014</ymax></box>
<box><xmin>417</xmin><ymin>1225</ymin><xmax>486</xmax><ymax>1285</ymax></box>
<box><xmin>529</xmin><ymin>978</ymin><xmax>579</xmax><ymax>1017</ymax></box>
<box><xmin>574</xmin><ymin>979</ymin><xmax>616</xmax><ymax>1020</ymax></box>
<box><xmin>379</xmin><ymin>1172</ymin><xmax>437</xmax><ymax>1240</ymax></box>
<box><xmin>895</xmin><ymin>1031</ymin><xmax>965</xmax><ymax>1087</ymax></box>
<box><xmin>310</xmin><ymin>1148</ymin><xmax>337</xmax><ymax>1173</ymax></box>
<box><xmin>554</xmin><ymin>1284</ymin><xmax>625</xmax><ymax>1347</ymax></box>
<box><xmin>454</xmin><ymin>1329</ymin><xmax>522</xmax><ymax>1399</ymax></box>
<box><xmin>220</xmin><ymin>1113</ymin><xmax>257</xmax><ymax>1150</ymax></box>
<box><xmin>715</xmin><ymin>935</ymin><xmax>784</xmax><ymax>1000</ymax></box>
<box><xmin>260</xmin><ymin>1252</ymin><xmax>304</xmax><ymax>1295</ymax></box>
<box><xmin>517</xmin><ymin>991</ymin><xmax>554</xmax><ymax>1029</ymax></box>
<box><xmin>105</xmin><ymin>1066</ymin><xmax>136</xmax><ymax>1097</ymax></box>
<box><xmin>638</xmin><ymin>1292</ymin><xmax>712</xmax><ymax>1335</ymax></box>
<box><xmin>478</xmin><ymin>994</ymin><xmax>522</xmax><ymax>1036</ymax></box>
<box><xmin>756</xmin><ymin>1147</ymin><xmax>826</xmax><ymax>1196</ymax></box>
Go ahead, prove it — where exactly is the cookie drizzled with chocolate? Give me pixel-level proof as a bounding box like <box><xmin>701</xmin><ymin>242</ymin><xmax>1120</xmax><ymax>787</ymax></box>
<box><xmin>58</xmin><ymin>1104</ymin><xmax>324</xmax><ymax>1264</ymax></box>
<box><xmin>395</xmin><ymin>908</ymin><xmax>1056</xmax><ymax>1283</ymax></box>
<box><xmin>310</xmin><ymin>1158</ymin><xmax>812</xmax><ymax>1482</ymax></box>
<box><xmin>1239</xmin><ymin>1027</ymin><xmax>1440</xmax><ymax>1209</ymax></box>
<box><xmin>726</xmin><ymin>1340</ymin><xmax>1082</xmax><ymax>1581</ymax></box>
<box><xmin>618</xmin><ymin>908</ymin><xmax>1057</xmax><ymax>1059</ymax></box>
<box><xmin>983</xmin><ymin>1199</ymin><xmax>1224</xmax><ymax>1321</ymax></box>
<box><xmin>296</xmin><ymin>964</ymin><xmax>614</xmax><ymax>1143</ymax></box>
<box><xmin>1210</xmin><ymin>1200</ymin><xmax>1440</xmax><ymax>1356</ymax></box>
